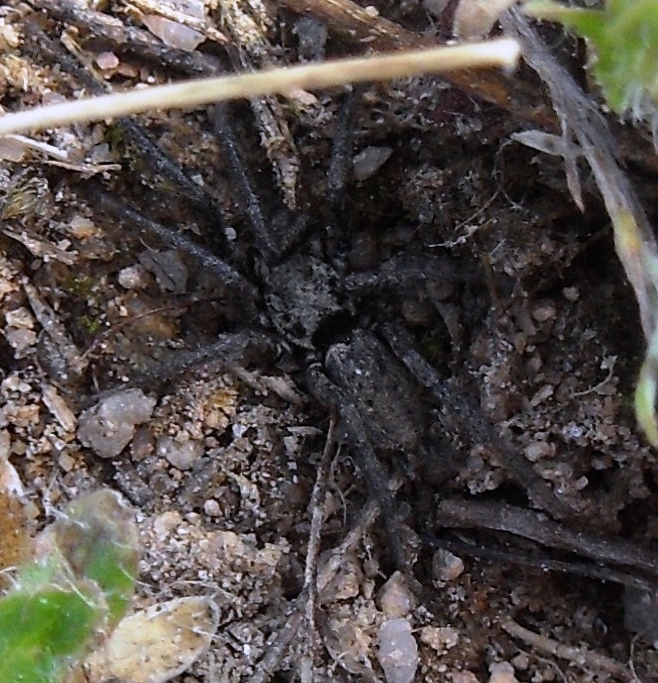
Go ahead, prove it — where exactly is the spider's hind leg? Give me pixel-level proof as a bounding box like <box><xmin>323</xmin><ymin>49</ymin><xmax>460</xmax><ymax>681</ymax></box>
<box><xmin>306</xmin><ymin>363</ymin><xmax>419</xmax><ymax>572</ymax></box>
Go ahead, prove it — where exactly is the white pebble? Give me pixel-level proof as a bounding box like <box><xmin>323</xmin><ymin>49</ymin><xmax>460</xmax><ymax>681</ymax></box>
<box><xmin>156</xmin><ymin>436</ymin><xmax>203</xmax><ymax>470</ymax></box>
<box><xmin>377</xmin><ymin>618</ymin><xmax>418</xmax><ymax>683</ymax></box>
<box><xmin>78</xmin><ymin>389</ymin><xmax>156</xmax><ymax>458</ymax></box>
<box><xmin>378</xmin><ymin>571</ymin><xmax>416</xmax><ymax>618</ymax></box>
<box><xmin>118</xmin><ymin>265</ymin><xmax>148</xmax><ymax>290</ymax></box>
<box><xmin>203</xmin><ymin>499</ymin><xmax>221</xmax><ymax>517</ymax></box>
<box><xmin>488</xmin><ymin>661</ymin><xmax>519</xmax><ymax>683</ymax></box>
<box><xmin>433</xmin><ymin>549</ymin><xmax>464</xmax><ymax>582</ymax></box>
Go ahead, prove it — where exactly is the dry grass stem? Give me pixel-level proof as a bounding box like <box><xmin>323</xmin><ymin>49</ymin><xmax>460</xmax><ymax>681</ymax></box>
<box><xmin>0</xmin><ymin>39</ymin><xmax>519</xmax><ymax>136</ymax></box>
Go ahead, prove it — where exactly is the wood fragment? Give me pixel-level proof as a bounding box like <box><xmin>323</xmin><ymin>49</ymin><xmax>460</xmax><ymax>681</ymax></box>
<box><xmin>501</xmin><ymin>617</ymin><xmax>633</xmax><ymax>682</ymax></box>
<box><xmin>277</xmin><ymin>0</ymin><xmax>558</xmax><ymax>129</ymax></box>
<box><xmin>23</xmin><ymin>282</ymin><xmax>88</xmax><ymax>379</ymax></box>
<box><xmin>123</xmin><ymin>0</ymin><xmax>229</xmax><ymax>45</ymax></box>
<box><xmin>221</xmin><ymin>0</ymin><xmax>301</xmax><ymax>208</ymax></box>
<box><xmin>299</xmin><ymin>418</ymin><xmax>337</xmax><ymax>677</ymax></box>
<box><xmin>3</xmin><ymin>230</ymin><xmax>78</xmax><ymax>266</ymax></box>
<box><xmin>251</xmin><ymin>489</ymin><xmax>379</xmax><ymax>683</ymax></box>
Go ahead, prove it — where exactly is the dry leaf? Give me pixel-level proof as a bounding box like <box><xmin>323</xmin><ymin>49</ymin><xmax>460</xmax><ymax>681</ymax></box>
<box><xmin>84</xmin><ymin>596</ymin><xmax>220</xmax><ymax>683</ymax></box>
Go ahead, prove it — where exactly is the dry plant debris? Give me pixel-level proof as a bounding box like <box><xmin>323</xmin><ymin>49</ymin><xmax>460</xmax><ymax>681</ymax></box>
<box><xmin>1</xmin><ymin>1</ymin><xmax>658</xmax><ymax>683</ymax></box>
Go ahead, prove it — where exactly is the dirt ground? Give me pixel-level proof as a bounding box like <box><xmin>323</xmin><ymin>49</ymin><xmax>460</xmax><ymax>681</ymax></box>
<box><xmin>2</xmin><ymin>1</ymin><xmax>658</xmax><ymax>682</ymax></box>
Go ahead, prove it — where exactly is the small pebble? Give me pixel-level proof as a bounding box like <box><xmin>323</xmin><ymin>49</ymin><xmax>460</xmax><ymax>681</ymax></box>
<box><xmin>78</xmin><ymin>388</ymin><xmax>156</xmax><ymax>458</ymax></box>
<box><xmin>118</xmin><ymin>265</ymin><xmax>148</xmax><ymax>290</ymax></box>
<box><xmin>203</xmin><ymin>499</ymin><xmax>221</xmax><ymax>517</ymax></box>
<box><xmin>420</xmin><ymin>625</ymin><xmax>459</xmax><ymax>651</ymax></box>
<box><xmin>57</xmin><ymin>451</ymin><xmax>76</xmax><ymax>473</ymax></box>
<box><xmin>523</xmin><ymin>440</ymin><xmax>553</xmax><ymax>463</ymax></box>
<box><xmin>353</xmin><ymin>146</ymin><xmax>392</xmax><ymax>181</ymax></box>
<box><xmin>531</xmin><ymin>301</ymin><xmax>556</xmax><ymax>322</ymax></box>
<box><xmin>156</xmin><ymin>436</ymin><xmax>203</xmax><ymax>470</ymax></box>
<box><xmin>488</xmin><ymin>661</ymin><xmax>519</xmax><ymax>683</ymax></box>
<box><xmin>142</xmin><ymin>15</ymin><xmax>205</xmax><ymax>51</ymax></box>
<box><xmin>95</xmin><ymin>51</ymin><xmax>119</xmax><ymax>70</ymax></box>
<box><xmin>378</xmin><ymin>571</ymin><xmax>416</xmax><ymax>618</ymax></box>
<box><xmin>562</xmin><ymin>286</ymin><xmax>579</xmax><ymax>302</ymax></box>
<box><xmin>432</xmin><ymin>548</ymin><xmax>464</xmax><ymax>582</ymax></box>
<box><xmin>377</xmin><ymin>618</ymin><xmax>418</xmax><ymax>683</ymax></box>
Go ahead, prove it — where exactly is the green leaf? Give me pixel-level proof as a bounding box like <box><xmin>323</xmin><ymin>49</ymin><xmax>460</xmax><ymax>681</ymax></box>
<box><xmin>51</xmin><ymin>490</ymin><xmax>139</xmax><ymax>624</ymax></box>
<box><xmin>0</xmin><ymin>490</ymin><xmax>139</xmax><ymax>683</ymax></box>
<box><xmin>525</xmin><ymin>0</ymin><xmax>658</xmax><ymax>114</ymax></box>
<box><xmin>0</xmin><ymin>586</ymin><xmax>98</xmax><ymax>683</ymax></box>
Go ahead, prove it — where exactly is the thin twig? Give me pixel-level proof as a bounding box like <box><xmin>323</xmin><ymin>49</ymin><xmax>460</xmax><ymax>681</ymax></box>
<box><xmin>304</xmin><ymin>417</ymin><xmax>338</xmax><ymax>627</ymax></box>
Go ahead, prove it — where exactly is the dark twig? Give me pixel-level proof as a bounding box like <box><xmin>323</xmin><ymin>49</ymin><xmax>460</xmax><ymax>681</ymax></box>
<box><xmin>27</xmin><ymin>0</ymin><xmax>223</xmax><ymax>74</ymax></box>
<box><xmin>277</xmin><ymin>0</ymin><xmax>558</xmax><ymax>129</ymax></box>
<box><xmin>435</xmin><ymin>498</ymin><xmax>658</xmax><ymax>580</ymax></box>
<box><xmin>426</xmin><ymin>535</ymin><xmax>658</xmax><ymax>591</ymax></box>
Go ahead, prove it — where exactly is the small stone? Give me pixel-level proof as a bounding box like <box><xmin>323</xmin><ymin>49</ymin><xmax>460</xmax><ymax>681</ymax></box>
<box><xmin>118</xmin><ymin>265</ymin><xmax>148</xmax><ymax>290</ymax></box>
<box><xmin>58</xmin><ymin>451</ymin><xmax>76</xmax><ymax>472</ymax></box>
<box><xmin>378</xmin><ymin>571</ymin><xmax>416</xmax><ymax>618</ymax></box>
<box><xmin>203</xmin><ymin>499</ymin><xmax>221</xmax><ymax>517</ymax></box>
<box><xmin>377</xmin><ymin>618</ymin><xmax>418</xmax><ymax>683</ymax></box>
<box><xmin>353</xmin><ymin>146</ymin><xmax>393</xmax><ymax>181</ymax></box>
<box><xmin>511</xmin><ymin>653</ymin><xmax>529</xmax><ymax>670</ymax></box>
<box><xmin>523</xmin><ymin>440</ymin><xmax>553</xmax><ymax>463</ymax></box>
<box><xmin>78</xmin><ymin>388</ymin><xmax>156</xmax><ymax>459</ymax></box>
<box><xmin>488</xmin><ymin>661</ymin><xmax>519</xmax><ymax>683</ymax></box>
<box><xmin>142</xmin><ymin>15</ymin><xmax>205</xmax><ymax>51</ymax></box>
<box><xmin>420</xmin><ymin>626</ymin><xmax>459</xmax><ymax>651</ymax></box>
<box><xmin>5</xmin><ymin>327</ymin><xmax>37</xmax><ymax>352</ymax></box>
<box><xmin>95</xmin><ymin>51</ymin><xmax>119</xmax><ymax>70</ymax></box>
<box><xmin>432</xmin><ymin>548</ymin><xmax>464</xmax><ymax>582</ymax></box>
<box><xmin>531</xmin><ymin>302</ymin><xmax>556</xmax><ymax>322</ymax></box>
<box><xmin>156</xmin><ymin>436</ymin><xmax>203</xmax><ymax>470</ymax></box>
<box><xmin>41</xmin><ymin>384</ymin><xmax>77</xmax><ymax>432</ymax></box>
<box><xmin>5</xmin><ymin>307</ymin><xmax>34</xmax><ymax>329</ymax></box>
<box><xmin>562</xmin><ymin>286</ymin><xmax>579</xmax><ymax>302</ymax></box>
<box><xmin>450</xmin><ymin>673</ymin><xmax>479</xmax><ymax>683</ymax></box>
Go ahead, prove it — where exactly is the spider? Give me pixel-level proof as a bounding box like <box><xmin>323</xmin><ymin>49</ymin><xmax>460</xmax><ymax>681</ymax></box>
<box><xmin>79</xmin><ymin>94</ymin><xmax>572</xmax><ymax>574</ymax></box>
<box><xmin>11</xmin><ymin>6</ymin><xmax>571</xmax><ymax>576</ymax></box>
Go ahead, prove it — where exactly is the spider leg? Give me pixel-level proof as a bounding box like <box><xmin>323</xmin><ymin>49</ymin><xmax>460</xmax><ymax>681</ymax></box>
<box><xmin>22</xmin><ymin>19</ymin><xmax>224</xmax><ymax>226</ymax></box>
<box><xmin>214</xmin><ymin>104</ymin><xmax>279</xmax><ymax>258</ymax></box>
<box><xmin>89</xmin><ymin>184</ymin><xmax>259</xmax><ymax>313</ymax></box>
<box><xmin>306</xmin><ymin>363</ymin><xmax>416</xmax><ymax>571</ymax></box>
<box><xmin>381</xmin><ymin>323</ymin><xmax>573</xmax><ymax>521</ymax></box>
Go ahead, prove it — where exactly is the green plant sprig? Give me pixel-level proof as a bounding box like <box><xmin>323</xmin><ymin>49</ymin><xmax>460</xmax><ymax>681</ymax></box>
<box><xmin>524</xmin><ymin>0</ymin><xmax>658</xmax><ymax>116</ymax></box>
<box><xmin>0</xmin><ymin>490</ymin><xmax>138</xmax><ymax>683</ymax></box>
<box><xmin>522</xmin><ymin>0</ymin><xmax>658</xmax><ymax>446</ymax></box>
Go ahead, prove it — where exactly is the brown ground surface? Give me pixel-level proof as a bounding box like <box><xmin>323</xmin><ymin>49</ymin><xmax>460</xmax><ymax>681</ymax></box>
<box><xmin>2</xmin><ymin>1</ymin><xmax>658</xmax><ymax>682</ymax></box>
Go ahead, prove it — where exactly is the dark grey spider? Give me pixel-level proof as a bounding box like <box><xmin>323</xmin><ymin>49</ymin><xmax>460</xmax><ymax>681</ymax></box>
<box><xmin>23</xmin><ymin>0</ymin><xmax>571</xmax><ymax>572</ymax></box>
<box><xmin>82</xmin><ymin>90</ymin><xmax>572</xmax><ymax>572</ymax></box>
